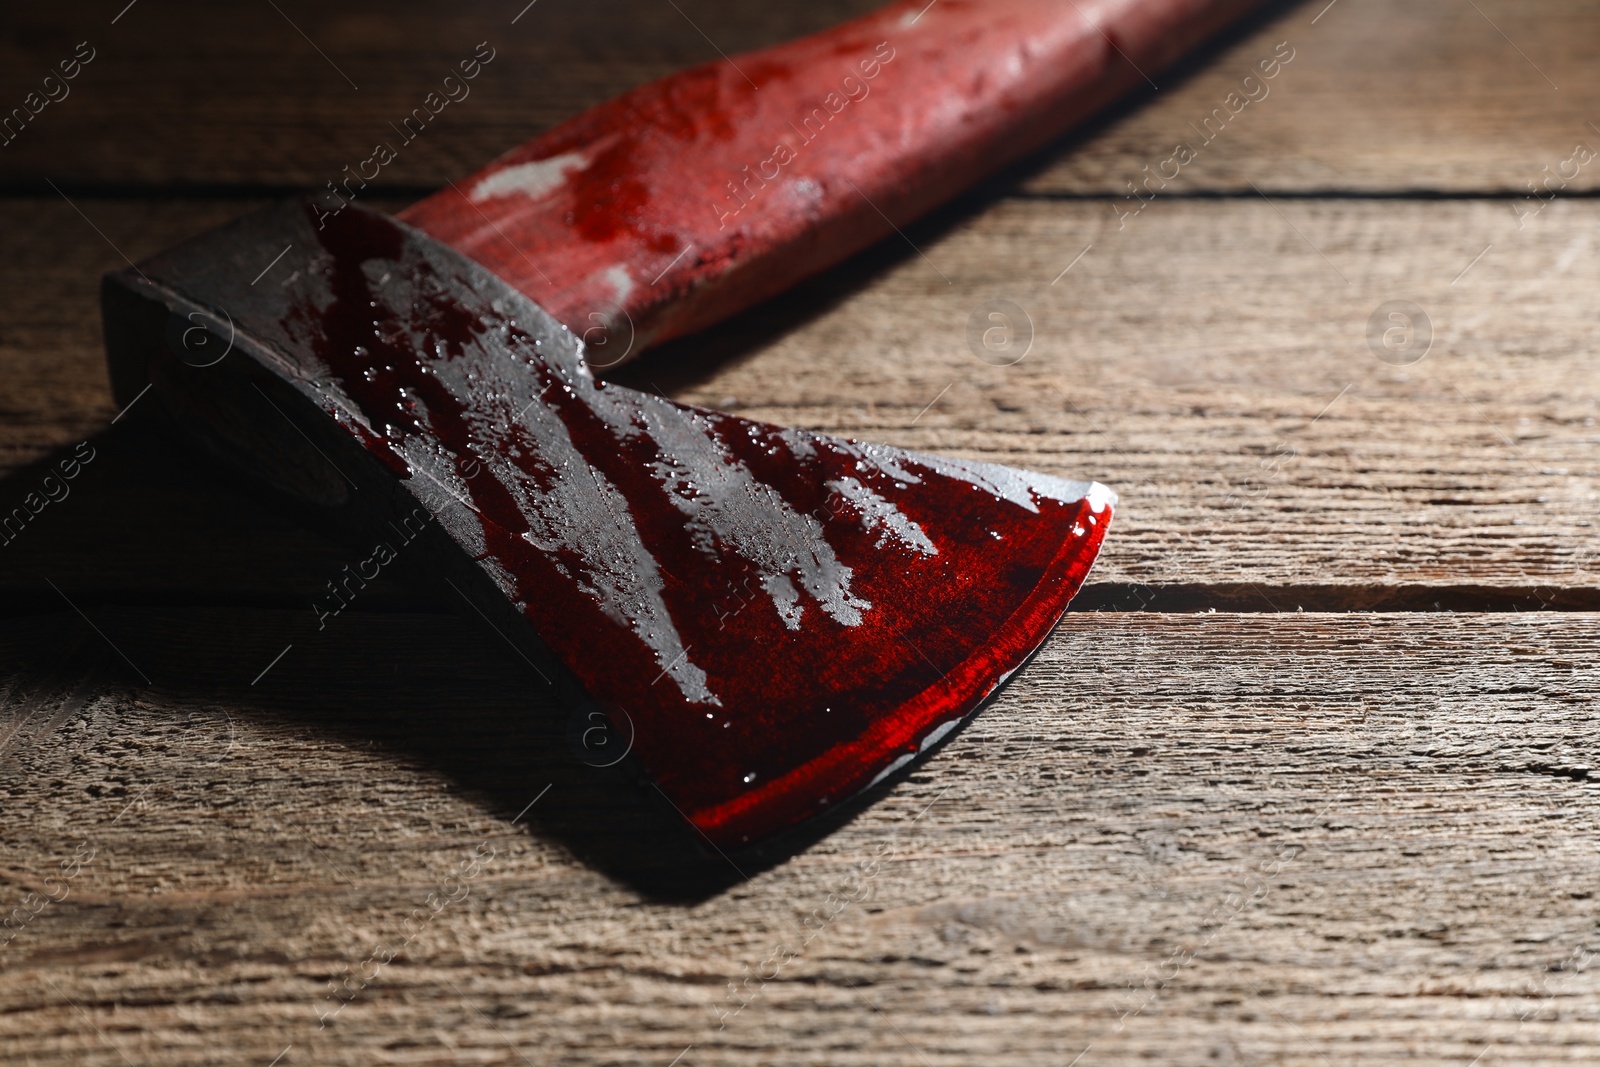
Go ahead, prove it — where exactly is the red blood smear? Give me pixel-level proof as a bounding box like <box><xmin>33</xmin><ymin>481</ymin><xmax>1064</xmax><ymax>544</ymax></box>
<box><xmin>297</xmin><ymin>207</ymin><xmax>1109</xmax><ymax>847</ymax></box>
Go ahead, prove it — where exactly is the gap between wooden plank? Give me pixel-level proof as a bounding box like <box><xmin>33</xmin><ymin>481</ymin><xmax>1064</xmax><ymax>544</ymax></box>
<box><xmin>1</xmin><ymin>586</ymin><xmax>1595</xmax><ymax>618</ymax></box>
<box><xmin>1073</xmin><ymin>583</ymin><xmax>1600</xmax><ymax>613</ymax></box>
<box><xmin>6</xmin><ymin>185</ymin><xmax>1597</xmax><ymax>202</ymax></box>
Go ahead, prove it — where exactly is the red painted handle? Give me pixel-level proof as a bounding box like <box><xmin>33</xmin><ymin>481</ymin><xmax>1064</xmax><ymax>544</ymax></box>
<box><xmin>400</xmin><ymin>0</ymin><xmax>1262</xmax><ymax>365</ymax></box>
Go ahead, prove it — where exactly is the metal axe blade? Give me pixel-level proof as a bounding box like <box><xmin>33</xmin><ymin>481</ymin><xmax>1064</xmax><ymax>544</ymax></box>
<box><xmin>103</xmin><ymin>201</ymin><xmax>1112</xmax><ymax>848</ymax></box>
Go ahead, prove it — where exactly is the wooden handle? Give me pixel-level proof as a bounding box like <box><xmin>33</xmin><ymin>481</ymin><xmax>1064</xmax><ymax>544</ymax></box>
<box><xmin>399</xmin><ymin>0</ymin><xmax>1263</xmax><ymax>365</ymax></box>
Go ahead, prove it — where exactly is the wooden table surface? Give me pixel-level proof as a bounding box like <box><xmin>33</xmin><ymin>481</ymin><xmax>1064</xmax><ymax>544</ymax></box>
<box><xmin>4</xmin><ymin>1</ymin><xmax>1600</xmax><ymax>1063</ymax></box>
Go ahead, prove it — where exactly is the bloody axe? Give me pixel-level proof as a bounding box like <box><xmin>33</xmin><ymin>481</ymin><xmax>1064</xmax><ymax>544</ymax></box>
<box><xmin>102</xmin><ymin>0</ymin><xmax>1263</xmax><ymax>849</ymax></box>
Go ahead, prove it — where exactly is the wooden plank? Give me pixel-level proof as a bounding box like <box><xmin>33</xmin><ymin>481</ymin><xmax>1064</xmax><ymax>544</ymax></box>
<box><xmin>9</xmin><ymin>196</ymin><xmax>1590</xmax><ymax>603</ymax></box>
<box><xmin>0</xmin><ymin>0</ymin><xmax>883</xmax><ymax>188</ymax></box>
<box><xmin>2</xmin><ymin>0</ymin><xmax>1596</xmax><ymax>194</ymax></box>
<box><xmin>1020</xmin><ymin>0</ymin><xmax>1600</xmax><ymax>196</ymax></box>
<box><xmin>3</xmin><ymin>609</ymin><xmax>1599</xmax><ymax>1064</ymax></box>
<box><xmin>630</xmin><ymin>194</ymin><xmax>1600</xmax><ymax>603</ymax></box>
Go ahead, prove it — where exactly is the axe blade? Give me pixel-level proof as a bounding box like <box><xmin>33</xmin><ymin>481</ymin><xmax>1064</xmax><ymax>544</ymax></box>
<box><xmin>103</xmin><ymin>201</ymin><xmax>1112</xmax><ymax>848</ymax></box>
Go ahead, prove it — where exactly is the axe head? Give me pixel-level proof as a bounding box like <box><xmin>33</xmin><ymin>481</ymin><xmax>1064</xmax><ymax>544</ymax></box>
<box><xmin>102</xmin><ymin>202</ymin><xmax>1112</xmax><ymax>849</ymax></box>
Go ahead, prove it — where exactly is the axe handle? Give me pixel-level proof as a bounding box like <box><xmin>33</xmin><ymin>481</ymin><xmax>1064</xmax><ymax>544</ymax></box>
<box><xmin>400</xmin><ymin>0</ymin><xmax>1266</xmax><ymax>365</ymax></box>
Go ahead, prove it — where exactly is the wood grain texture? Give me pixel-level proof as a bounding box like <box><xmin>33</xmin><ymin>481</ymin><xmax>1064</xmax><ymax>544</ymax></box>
<box><xmin>3</xmin><ymin>611</ymin><xmax>1600</xmax><ymax>1065</ymax></box>
<box><xmin>1019</xmin><ymin>0</ymin><xmax>1600</xmax><ymax>196</ymax></box>
<box><xmin>0</xmin><ymin>0</ymin><xmax>886</xmax><ymax>189</ymax></box>
<box><xmin>3</xmin><ymin>0</ymin><xmax>1596</xmax><ymax>195</ymax></box>
<box><xmin>6</xmin><ymin>197</ymin><xmax>1597</xmax><ymax>606</ymax></box>
<box><xmin>3</xmin><ymin>0</ymin><xmax>1598</xmax><ymax>1062</ymax></box>
<box><xmin>635</xmin><ymin>194</ymin><xmax>1600</xmax><ymax>604</ymax></box>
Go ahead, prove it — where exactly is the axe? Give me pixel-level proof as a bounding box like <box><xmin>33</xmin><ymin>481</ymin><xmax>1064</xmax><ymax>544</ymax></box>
<box><xmin>102</xmin><ymin>0</ymin><xmax>1262</xmax><ymax>849</ymax></box>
